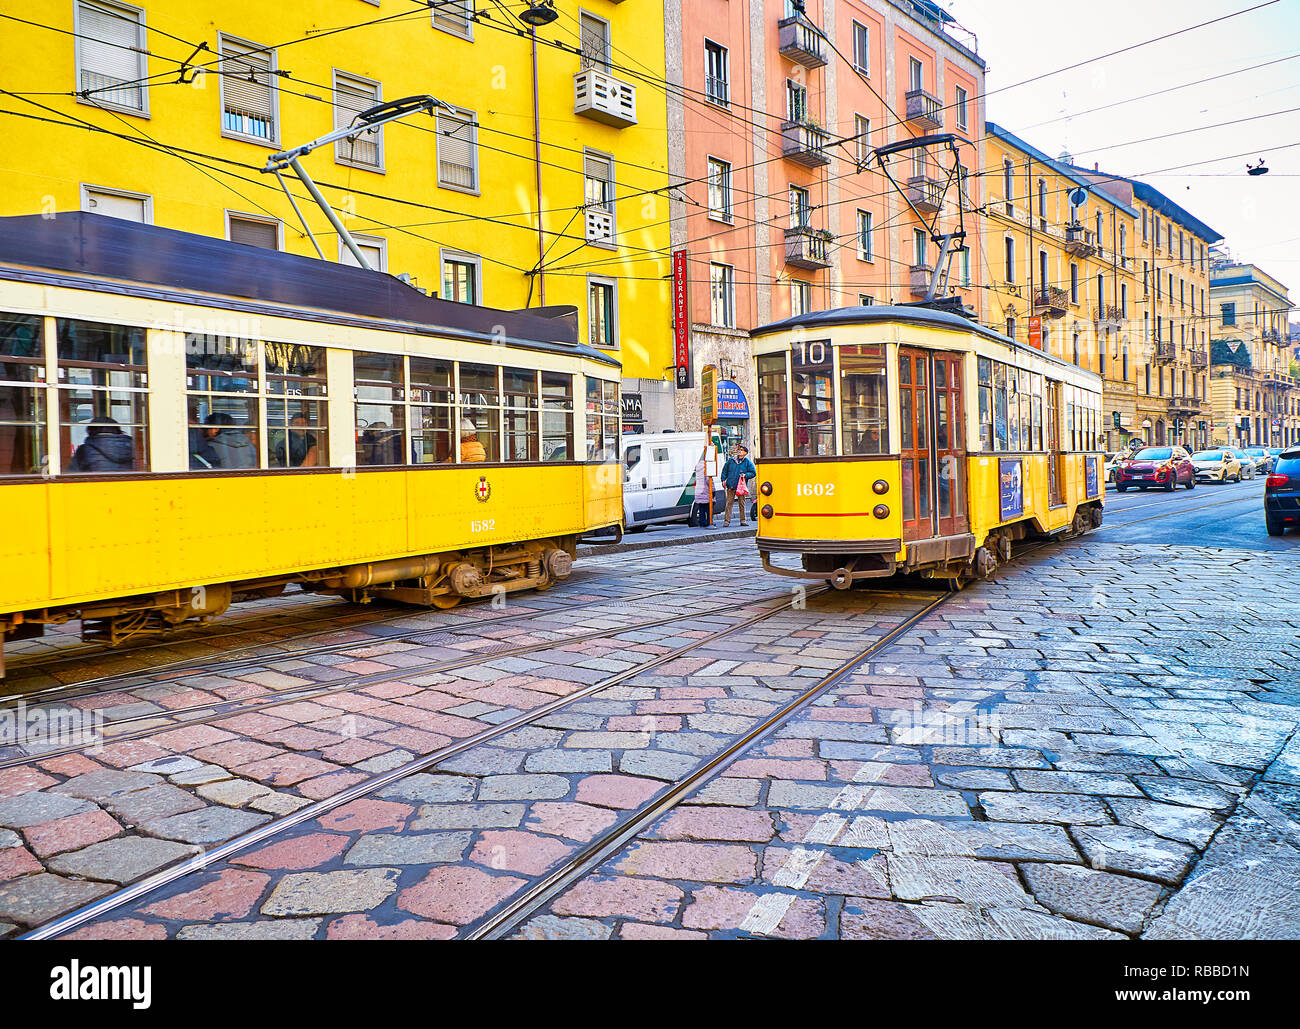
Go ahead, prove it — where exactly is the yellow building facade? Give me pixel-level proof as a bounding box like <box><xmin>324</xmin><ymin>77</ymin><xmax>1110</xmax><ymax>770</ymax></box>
<box><xmin>981</xmin><ymin>123</ymin><xmax>1140</xmax><ymax>452</ymax></box>
<box><xmin>0</xmin><ymin>0</ymin><xmax>673</xmax><ymax>411</ymax></box>
<box><xmin>1208</xmin><ymin>261</ymin><xmax>1298</xmax><ymax>448</ymax></box>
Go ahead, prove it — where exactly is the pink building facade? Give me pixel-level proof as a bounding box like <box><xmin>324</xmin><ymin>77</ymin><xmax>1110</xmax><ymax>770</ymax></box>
<box><xmin>662</xmin><ymin>0</ymin><xmax>986</xmax><ymax>445</ymax></box>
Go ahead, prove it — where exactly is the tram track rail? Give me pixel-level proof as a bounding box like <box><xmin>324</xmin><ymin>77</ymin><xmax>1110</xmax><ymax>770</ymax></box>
<box><xmin>465</xmin><ymin>591</ymin><xmax>952</xmax><ymax>940</ymax></box>
<box><xmin>0</xmin><ymin>552</ymin><xmax>756</xmax><ymax>708</ymax></box>
<box><xmin>0</xmin><ymin>578</ymin><xmax>822</xmax><ymax>771</ymax></box>
<box><xmin>22</xmin><ymin>583</ymin><xmax>830</xmax><ymax>940</ymax></box>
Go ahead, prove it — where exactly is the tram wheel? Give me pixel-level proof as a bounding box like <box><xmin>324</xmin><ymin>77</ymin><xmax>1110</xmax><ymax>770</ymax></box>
<box><xmin>431</xmin><ymin>594</ymin><xmax>462</xmax><ymax>609</ymax></box>
<box><xmin>944</xmin><ymin>574</ymin><xmax>966</xmax><ymax>593</ymax></box>
<box><xmin>534</xmin><ymin>577</ymin><xmax>554</xmax><ymax>591</ymax></box>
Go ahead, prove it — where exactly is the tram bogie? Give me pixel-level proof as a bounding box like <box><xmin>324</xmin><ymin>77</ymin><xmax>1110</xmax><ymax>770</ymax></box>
<box><xmin>750</xmin><ymin>305</ymin><xmax>1105</xmax><ymax>590</ymax></box>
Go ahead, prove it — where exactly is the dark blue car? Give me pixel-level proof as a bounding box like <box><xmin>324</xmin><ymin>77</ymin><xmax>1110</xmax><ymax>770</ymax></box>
<box><xmin>1265</xmin><ymin>447</ymin><xmax>1300</xmax><ymax>536</ymax></box>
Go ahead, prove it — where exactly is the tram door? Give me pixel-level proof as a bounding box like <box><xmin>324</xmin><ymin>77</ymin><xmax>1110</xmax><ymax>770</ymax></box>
<box><xmin>1047</xmin><ymin>381</ymin><xmax>1063</xmax><ymax>506</ymax></box>
<box><xmin>899</xmin><ymin>348</ymin><xmax>969</xmax><ymax>541</ymax></box>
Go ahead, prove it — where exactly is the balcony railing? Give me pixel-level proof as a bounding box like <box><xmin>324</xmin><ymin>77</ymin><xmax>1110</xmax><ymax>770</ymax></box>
<box><xmin>1062</xmin><ymin>223</ymin><xmax>1096</xmax><ymax>258</ymax></box>
<box><xmin>1168</xmin><ymin>395</ymin><xmax>1203</xmax><ymax>414</ymax></box>
<box><xmin>778</xmin><ymin>16</ymin><xmax>827</xmax><ymax>69</ymax></box>
<box><xmin>1189</xmin><ymin>347</ymin><xmax>1208</xmax><ymax>367</ymax></box>
<box><xmin>905</xmin><ymin>175</ymin><xmax>943</xmax><ymax>215</ymax></box>
<box><xmin>909</xmin><ymin>265</ymin><xmax>932</xmax><ymax>298</ymax></box>
<box><xmin>1094</xmin><ymin>304</ymin><xmax>1122</xmax><ymax>324</ymax></box>
<box><xmin>904</xmin><ymin>88</ymin><xmax>943</xmax><ymax>130</ymax></box>
<box><xmin>784</xmin><ymin>226</ymin><xmax>833</xmax><ymax>270</ymax></box>
<box><xmin>781</xmin><ymin>120</ymin><xmax>831</xmax><ymax>168</ymax></box>
<box><xmin>1034</xmin><ymin>285</ymin><xmax>1068</xmax><ymax>318</ymax></box>
<box><xmin>584</xmin><ymin>207</ymin><xmax>615</xmax><ymax>246</ymax></box>
<box><xmin>573</xmin><ymin>68</ymin><xmax>637</xmax><ymax>127</ymax></box>
<box><xmin>705</xmin><ymin>74</ymin><xmax>729</xmax><ymax>107</ymax></box>
<box><xmin>1155</xmin><ymin>342</ymin><xmax>1175</xmax><ymax>363</ymax></box>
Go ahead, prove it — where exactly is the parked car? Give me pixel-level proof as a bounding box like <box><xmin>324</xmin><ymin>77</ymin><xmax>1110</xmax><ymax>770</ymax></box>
<box><xmin>1114</xmin><ymin>446</ymin><xmax>1197</xmax><ymax>492</ymax></box>
<box><xmin>1228</xmin><ymin>449</ymin><xmax>1259</xmax><ymax>480</ymax></box>
<box><xmin>1103</xmin><ymin>452</ymin><xmax>1123</xmax><ymax>484</ymax></box>
<box><xmin>1189</xmin><ymin>449</ymin><xmax>1242</xmax><ymax>483</ymax></box>
<box><xmin>622</xmin><ymin>431</ymin><xmax>724</xmax><ymax>530</ymax></box>
<box><xmin>1243</xmin><ymin>447</ymin><xmax>1275</xmax><ymax>474</ymax></box>
<box><xmin>1265</xmin><ymin>447</ymin><xmax>1300</xmax><ymax>535</ymax></box>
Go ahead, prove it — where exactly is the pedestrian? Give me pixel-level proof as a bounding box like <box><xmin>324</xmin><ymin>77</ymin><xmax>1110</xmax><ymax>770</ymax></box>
<box><xmin>689</xmin><ymin>451</ymin><xmax>712</xmax><ymax>529</ymax></box>
<box><xmin>68</xmin><ymin>415</ymin><xmax>135</xmax><ymax>473</ymax></box>
<box><xmin>721</xmin><ymin>444</ymin><xmax>756</xmax><ymax>526</ymax></box>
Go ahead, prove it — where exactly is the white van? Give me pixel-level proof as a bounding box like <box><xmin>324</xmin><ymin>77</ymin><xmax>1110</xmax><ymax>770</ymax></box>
<box><xmin>622</xmin><ymin>432</ymin><xmax>725</xmax><ymax>531</ymax></box>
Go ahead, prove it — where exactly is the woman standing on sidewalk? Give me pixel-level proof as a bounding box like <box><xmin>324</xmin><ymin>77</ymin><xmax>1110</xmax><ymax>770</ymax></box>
<box><xmin>690</xmin><ymin>452</ymin><xmax>713</xmax><ymax>529</ymax></box>
<box><xmin>721</xmin><ymin>445</ymin><xmax>756</xmax><ymax>527</ymax></box>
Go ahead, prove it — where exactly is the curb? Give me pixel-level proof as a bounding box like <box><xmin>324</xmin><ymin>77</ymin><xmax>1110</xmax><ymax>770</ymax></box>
<box><xmin>578</xmin><ymin>527</ymin><xmax>756</xmax><ymax>557</ymax></box>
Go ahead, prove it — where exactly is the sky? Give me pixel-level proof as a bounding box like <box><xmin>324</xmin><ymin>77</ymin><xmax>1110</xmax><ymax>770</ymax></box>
<box><xmin>942</xmin><ymin>0</ymin><xmax>1300</xmax><ymax>312</ymax></box>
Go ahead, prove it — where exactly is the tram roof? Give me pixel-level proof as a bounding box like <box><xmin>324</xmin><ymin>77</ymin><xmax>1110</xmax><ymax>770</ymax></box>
<box><xmin>750</xmin><ymin>303</ymin><xmax>1102</xmax><ymax>382</ymax></box>
<box><xmin>0</xmin><ymin>213</ymin><xmax>620</xmax><ymax>368</ymax></box>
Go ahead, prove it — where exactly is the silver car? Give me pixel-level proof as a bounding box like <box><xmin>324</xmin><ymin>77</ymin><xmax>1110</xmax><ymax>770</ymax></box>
<box><xmin>1229</xmin><ymin>449</ymin><xmax>1258</xmax><ymax>479</ymax></box>
<box><xmin>1243</xmin><ymin>447</ymin><xmax>1275</xmax><ymax>474</ymax></box>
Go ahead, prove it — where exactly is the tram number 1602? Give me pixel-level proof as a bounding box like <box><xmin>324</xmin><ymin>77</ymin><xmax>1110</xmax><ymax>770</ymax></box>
<box><xmin>795</xmin><ymin>483</ymin><xmax>835</xmax><ymax>497</ymax></box>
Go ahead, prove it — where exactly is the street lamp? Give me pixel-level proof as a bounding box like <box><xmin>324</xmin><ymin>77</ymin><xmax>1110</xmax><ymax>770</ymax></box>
<box><xmin>518</xmin><ymin>1</ymin><xmax>558</xmax><ymax>26</ymax></box>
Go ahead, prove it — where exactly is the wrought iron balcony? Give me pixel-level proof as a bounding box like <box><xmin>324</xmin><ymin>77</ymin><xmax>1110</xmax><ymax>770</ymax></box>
<box><xmin>778</xmin><ymin>16</ymin><xmax>827</xmax><ymax>69</ymax></box>
<box><xmin>1063</xmin><ymin>223</ymin><xmax>1096</xmax><ymax>257</ymax></box>
<box><xmin>573</xmin><ymin>68</ymin><xmax>637</xmax><ymax>128</ymax></box>
<box><xmin>784</xmin><ymin>226</ymin><xmax>833</xmax><ymax>270</ymax></box>
<box><xmin>1168</xmin><ymin>395</ymin><xmax>1202</xmax><ymax>415</ymax></box>
<box><xmin>1034</xmin><ymin>285</ymin><xmax>1068</xmax><ymax>319</ymax></box>
<box><xmin>1189</xmin><ymin>347</ymin><xmax>1208</xmax><ymax>367</ymax></box>
<box><xmin>1094</xmin><ymin>304</ymin><xmax>1122</xmax><ymax>325</ymax></box>
<box><xmin>905</xmin><ymin>175</ymin><xmax>943</xmax><ymax>215</ymax></box>
<box><xmin>1155</xmin><ymin>342</ymin><xmax>1175</xmax><ymax>363</ymax></box>
<box><xmin>781</xmin><ymin>120</ymin><xmax>830</xmax><ymax>168</ymax></box>
<box><xmin>904</xmin><ymin>88</ymin><xmax>943</xmax><ymax>131</ymax></box>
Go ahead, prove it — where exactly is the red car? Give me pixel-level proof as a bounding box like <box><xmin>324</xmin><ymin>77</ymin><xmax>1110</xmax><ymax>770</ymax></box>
<box><xmin>1115</xmin><ymin>446</ymin><xmax>1197</xmax><ymax>492</ymax></box>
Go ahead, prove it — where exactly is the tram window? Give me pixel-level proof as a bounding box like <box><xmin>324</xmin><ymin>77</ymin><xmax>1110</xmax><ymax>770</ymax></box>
<box><xmin>186</xmin><ymin>335</ymin><xmax>260</xmax><ymax>470</ymax></box>
<box><xmin>503</xmin><ymin>367</ymin><xmax>540</xmax><ymax>462</ymax></box>
<box><xmin>977</xmin><ymin>358</ymin><xmax>992</xmax><ymax>452</ymax></box>
<box><xmin>992</xmin><ymin>363</ymin><xmax>1008</xmax><ymax>452</ymax></box>
<box><xmin>56</xmin><ymin>318</ymin><xmax>148</xmax><ymax>474</ymax></box>
<box><xmin>0</xmin><ymin>313</ymin><xmax>46</xmax><ymax>476</ymax></box>
<box><xmin>585</xmin><ymin>377</ymin><xmax>619</xmax><ymax>461</ymax></box>
<box><xmin>1007</xmin><ymin>372</ymin><xmax>1020</xmax><ymax>452</ymax></box>
<box><xmin>1030</xmin><ymin>374</ymin><xmax>1043</xmax><ymax>451</ymax></box>
<box><xmin>354</xmin><ymin>352</ymin><xmax>406</xmax><ymax>466</ymax></box>
<box><xmin>410</xmin><ymin>356</ymin><xmax>454</xmax><ymax>464</ymax></box>
<box><xmin>1018</xmin><ymin>370</ymin><xmax>1031</xmax><ymax>453</ymax></box>
<box><xmin>460</xmin><ymin>363</ymin><xmax>501</xmax><ymax>463</ymax></box>
<box><xmin>840</xmin><ymin>345</ymin><xmax>887</xmax><ymax>455</ymax></box>
<box><xmin>266</xmin><ymin>343</ymin><xmax>327</xmax><ymax>469</ymax></box>
<box><xmin>791</xmin><ymin>340</ymin><xmax>833</xmax><ymax>456</ymax></box>
<box><xmin>541</xmin><ymin>372</ymin><xmax>573</xmax><ymax>462</ymax></box>
<box><xmin>757</xmin><ymin>354</ymin><xmax>789</xmax><ymax>458</ymax></box>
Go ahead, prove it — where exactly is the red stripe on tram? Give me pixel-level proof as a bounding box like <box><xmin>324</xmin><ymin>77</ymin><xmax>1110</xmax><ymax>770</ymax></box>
<box><xmin>774</xmin><ymin>511</ymin><xmax>876</xmax><ymax>518</ymax></box>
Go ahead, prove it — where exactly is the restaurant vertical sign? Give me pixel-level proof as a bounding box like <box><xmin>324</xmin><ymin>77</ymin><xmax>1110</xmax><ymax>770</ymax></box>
<box><xmin>673</xmin><ymin>249</ymin><xmax>692</xmax><ymax>388</ymax></box>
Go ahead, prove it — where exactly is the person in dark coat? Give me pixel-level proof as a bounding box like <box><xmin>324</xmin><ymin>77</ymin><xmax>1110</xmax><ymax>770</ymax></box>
<box><xmin>192</xmin><ymin>412</ymin><xmax>256</xmax><ymax>469</ymax></box>
<box><xmin>720</xmin><ymin>444</ymin><xmax>756</xmax><ymax>526</ymax></box>
<box><xmin>68</xmin><ymin>416</ymin><xmax>135</xmax><ymax>473</ymax></box>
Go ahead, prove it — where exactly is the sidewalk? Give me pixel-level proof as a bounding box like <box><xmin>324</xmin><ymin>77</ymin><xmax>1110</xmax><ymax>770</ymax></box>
<box><xmin>578</xmin><ymin>519</ymin><xmax>756</xmax><ymax>556</ymax></box>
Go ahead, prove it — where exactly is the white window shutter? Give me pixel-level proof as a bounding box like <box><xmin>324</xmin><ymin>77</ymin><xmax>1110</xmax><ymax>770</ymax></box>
<box><xmin>78</xmin><ymin>2</ymin><xmax>144</xmax><ymax>109</ymax></box>
<box><xmin>437</xmin><ymin>111</ymin><xmax>477</xmax><ymax>189</ymax></box>
<box><xmin>221</xmin><ymin>40</ymin><xmax>275</xmax><ymax>139</ymax></box>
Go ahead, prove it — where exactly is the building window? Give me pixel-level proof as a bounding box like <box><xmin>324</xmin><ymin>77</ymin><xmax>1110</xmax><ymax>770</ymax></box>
<box><xmin>1142</xmin><ymin>208</ymin><xmax>1148</xmax><ymax>241</ymax></box>
<box><xmin>226</xmin><ymin>213</ymin><xmax>280</xmax><ymax>250</ymax></box>
<box><xmin>710</xmin><ymin>262</ymin><xmax>735</xmax><ymax>328</ymax></box>
<box><xmin>219</xmin><ymin>36</ymin><xmax>277</xmax><ymax>144</ymax></box>
<box><xmin>855</xmin><ymin>114</ymin><xmax>871</xmax><ymax>165</ymax></box>
<box><xmin>75</xmin><ymin>1</ymin><xmax>148</xmax><ymax>114</ymax></box>
<box><xmin>960</xmin><ymin>246</ymin><xmax>971</xmax><ymax>286</ymax></box>
<box><xmin>852</xmin><ymin>21</ymin><xmax>870</xmax><ymax>74</ymax></box>
<box><xmin>859</xmin><ymin>294</ymin><xmax>875</xmax><ymax>306</ymax></box>
<box><xmin>909</xmin><ymin>57</ymin><xmax>923</xmax><ymax>92</ymax></box>
<box><xmin>584</xmin><ymin>150</ymin><xmax>615</xmax><ymax>215</ymax></box>
<box><xmin>339</xmin><ymin>233</ymin><xmax>387</xmax><ymax>271</ymax></box>
<box><xmin>791</xmin><ymin>280</ymin><xmax>811</xmax><ymax>317</ymax></box>
<box><xmin>789</xmin><ymin>185</ymin><xmax>811</xmax><ymax>229</ymax></box>
<box><xmin>436</xmin><ymin>106</ymin><xmax>478</xmax><ymax>192</ymax></box>
<box><xmin>433</xmin><ymin>0</ymin><xmax>473</xmax><ymax>40</ymax></box>
<box><xmin>1121</xmin><ymin>283</ymin><xmax>1127</xmax><ymax>319</ymax></box>
<box><xmin>1039</xmin><ymin>250</ymin><xmax>1048</xmax><ymax>291</ymax></box>
<box><xmin>857</xmin><ymin>210</ymin><xmax>873</xmax><ymax>261</ymax></box>
<box><xmin>1038</xmin><ymin>180</ymin><xmax>1046</xmax><ymax>230</ymax></box>
<box><xmin>1222</xmin><ymin>303</ymin><xmax>1235</xmax><ymax>326</ymax></box>
<box><xmin>58</xmin><ymin>318</ymin><xmax>149</xmax><ymax>473</ymax></box>
<box><xmin>914</xmin><ymin>229</ymin><xmax>927</xmax><ymax>267</ymax></box>
<box><xmin>588</xmin><ymin>278</ymin><xmax>617</xmax><ymax>349</ymax></box>
<box><xmin>955</xmin><ymin>85</ymin><xmax>968</xmax><ymax>130</ymax></box>
<box><xmin>333</xmin><ymin>71</ymin><xmax>383</xmax><ymax>170</ymax></box>
<box><xmin>80</xmin><ymin>184</ymin><xmax>151</xmax><ymax>223</ymax></box>
<box><xmin>1119</xmin><ymin>223</ymin><xmax>1127</xmax><ymax>264</ymax></box>
<box><xmin>786</xmin><ymin>80</ymin><xmax>807</xmax><ymax>122</ymax></box>
<box><xmin>1070</xmin><ymin>263</ymin><xmax>1078</xmax><ymax>303</ymax></box>
<box><xmin>705</xmin><ymin>40</ymin><xmax>729</xmax><ymax>106</ymax></box>
<box><xmin>1004</xmin><ymin>236</ymin><xmax>1015</xmax><ymax>283</ymax></box>
<box><xmin>1003</xmin><ymin>160</ymin><xmax>1013</xmax><ymax>215</ymax></box>
<box><xmin>707</xmin><ymin>158</ymin><xmax>732</xmax><ymax>222</ymax></box>
<box><xmin>1006</xmin><ymin>318</ymin><xmax>1016</xmax><ymax>341</ymax></box>
<box><xmin>579</xmin><ymin>11</ymin><xmax>612</xmax><ymax>70</ymax></box>
<box><xmin>441</xmin><ymin>251</ymin><xmax>480</xmax><ymax>304</ymax></box>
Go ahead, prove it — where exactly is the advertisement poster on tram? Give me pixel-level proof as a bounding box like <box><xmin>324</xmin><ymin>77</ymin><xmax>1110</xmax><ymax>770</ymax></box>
<box><xmin>1085</xmin><ymin>455</ymin><xmax>1099</xmax><ymax>498</ymax></box>
<box><xmin>999</xmin><ymin>458</ymin><xmax>1024</xmax><ymax>520</ymax></box>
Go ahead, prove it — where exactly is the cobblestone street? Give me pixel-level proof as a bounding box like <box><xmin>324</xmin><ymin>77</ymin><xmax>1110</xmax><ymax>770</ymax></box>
<box><xmin>1</xmin><ymin>481</ymin><xmax>1296</xmax><ymax>941</ymax></box>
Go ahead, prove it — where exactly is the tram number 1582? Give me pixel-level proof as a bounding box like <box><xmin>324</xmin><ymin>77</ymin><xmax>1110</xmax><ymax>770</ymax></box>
<box><xmin>795</xmin><ymin>483</ymin><xmax>835</xmax><ymax>497</ymax></box>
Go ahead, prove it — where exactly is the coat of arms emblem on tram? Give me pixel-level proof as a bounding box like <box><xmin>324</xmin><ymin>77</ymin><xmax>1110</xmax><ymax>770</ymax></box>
<box><xmin>475</xmin><ymin>476</ymin><xmax>492</xmax><ymax>502</ymax></box>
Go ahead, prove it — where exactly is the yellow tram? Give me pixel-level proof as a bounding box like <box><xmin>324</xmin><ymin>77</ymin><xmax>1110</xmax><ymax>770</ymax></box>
<box><xmin>0</xmin><ymin>213</ymin><xmax>622</xmax><ymax>673</ymax></box>
<box><xmin>750</xmin><ymin>305</ymin><xmax>1105</xmax><ymax>590</ymax></box>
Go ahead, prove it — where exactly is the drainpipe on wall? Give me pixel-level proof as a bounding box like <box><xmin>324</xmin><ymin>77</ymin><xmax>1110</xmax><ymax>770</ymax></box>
<box><xmin>531</xmin><ymin>28</ymin><xmax>546</xmax><ymax>306</ymax></box>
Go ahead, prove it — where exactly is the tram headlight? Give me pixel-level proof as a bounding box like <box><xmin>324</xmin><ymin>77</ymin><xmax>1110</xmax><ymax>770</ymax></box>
<box><xmin>872</xmin><ymin>504</ymin><xmax>890</xmax><ymax>520</ymax></box>
<box><xmin>872</xmin><ymin>479</ymin><xmax>888</xmax><ymax>495</ymax></box>
<box><xmin>760</xmin><ymin>481</ymin><xmax>772</xmax><ymax>496</ymax></box>
<box><xmin>760</xmin><ymin>504</ymin><xmax>774</xmax><ymax>519</ymax></box>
